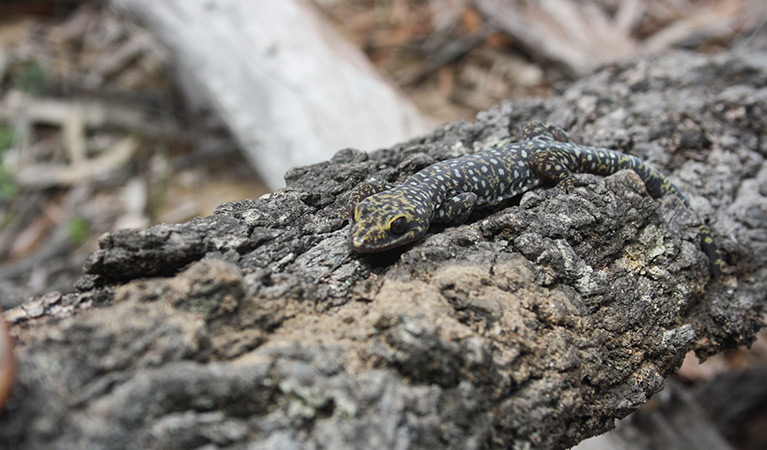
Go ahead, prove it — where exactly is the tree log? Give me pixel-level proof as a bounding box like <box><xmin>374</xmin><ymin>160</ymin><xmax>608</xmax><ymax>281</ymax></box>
<box><xmin>2</xmin><ymin>41</ymin><xmax>766</xmax><ymax>449</ymax></box>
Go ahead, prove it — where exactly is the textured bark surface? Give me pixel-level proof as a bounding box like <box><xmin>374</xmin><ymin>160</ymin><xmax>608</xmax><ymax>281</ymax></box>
<box><xmin>2</xmin><ymin>39</ymin><xmax>766</xmax><ymax>449</ymax></box>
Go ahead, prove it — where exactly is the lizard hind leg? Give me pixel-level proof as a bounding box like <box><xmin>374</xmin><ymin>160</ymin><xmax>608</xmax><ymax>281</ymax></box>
<box><xmin>520</xmin><ymin>122</ymin><xmax>571</xmax><ymax>143</ymax></box>
<box><xmin>527</xmin><ymin>147</ymin><xmax>582</xmax><ymax>194</ymax></box>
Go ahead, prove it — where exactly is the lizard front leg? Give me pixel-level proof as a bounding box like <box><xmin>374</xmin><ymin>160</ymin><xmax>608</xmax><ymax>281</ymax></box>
<box><xmin>433</xmin><ymin>192</ymin><xmax>478</xmax><ymax>224</ymax></box>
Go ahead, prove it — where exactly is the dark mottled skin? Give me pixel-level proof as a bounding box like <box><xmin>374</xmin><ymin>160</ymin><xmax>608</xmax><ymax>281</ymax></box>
<box><xmin>348</xmin><ymin>122</ymin><xmax>724</xmax><ymax>278</ymax></box>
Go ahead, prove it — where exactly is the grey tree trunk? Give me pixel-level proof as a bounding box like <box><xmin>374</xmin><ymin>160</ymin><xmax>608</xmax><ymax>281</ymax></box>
<box><xmin>109</xmin><ymin>0</ymin><xmax>433</xmax><ymax>189</ymax></box>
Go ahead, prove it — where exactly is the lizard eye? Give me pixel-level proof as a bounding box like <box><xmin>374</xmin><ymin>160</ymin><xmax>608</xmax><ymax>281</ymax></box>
<box><xmin>389</xmin><ymin>216</ymin><xmax>409</xmax><ymax>235</ymax></box>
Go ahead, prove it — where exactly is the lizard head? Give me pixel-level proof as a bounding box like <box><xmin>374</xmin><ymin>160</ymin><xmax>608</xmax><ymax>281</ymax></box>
<box><xmin>348</xmin><ymin>188</ymin><xmax>431</xmax><ymax>253</ymax></box>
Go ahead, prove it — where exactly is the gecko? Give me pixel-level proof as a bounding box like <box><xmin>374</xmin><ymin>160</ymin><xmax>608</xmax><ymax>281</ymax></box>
<box><xmin>347</xmin><ymin>122</ymin><xmax>724</xmax><ymax>277</ymax></box>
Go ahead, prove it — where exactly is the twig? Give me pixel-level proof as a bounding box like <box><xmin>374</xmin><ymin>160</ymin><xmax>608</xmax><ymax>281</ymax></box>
<box><xmin>13</xmin><ymin>136</ymin><xmax>138</xmax><ymax>189</ymax></box>
<box><xmin>398</xmin><ymin>24</ymin><xmax>494</xmax><ymax>86</ymax></box>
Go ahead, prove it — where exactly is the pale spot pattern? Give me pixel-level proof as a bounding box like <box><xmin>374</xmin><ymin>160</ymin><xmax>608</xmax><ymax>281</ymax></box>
<box><xmin>347</xmin><ymin>121</ymin><xmax>722</xmax><ymax>277</ymax></box>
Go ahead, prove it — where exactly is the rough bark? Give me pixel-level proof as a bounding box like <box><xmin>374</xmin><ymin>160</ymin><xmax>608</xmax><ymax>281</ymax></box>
<box><xmin>2</xmin><ymin>39</ymin><xmax>766</xmax><ymax>449</ymax></box>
